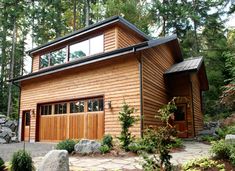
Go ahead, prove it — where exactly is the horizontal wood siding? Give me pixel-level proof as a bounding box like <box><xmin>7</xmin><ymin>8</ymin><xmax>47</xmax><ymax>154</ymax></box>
<box><xmin>32</xmin><ymin>55</ymin><xmax>39</xmax><ymax>72</ymax></box>
<box><xmin>20</xmin><ymin>55</ymin><xmax>141</xmax><ymax>142</ymax></box>
<box><xmin>191</xmin><ymin>73</ymin><xmax>203</xmax><ymax>134</ymax></box>
<box><xmin>142</xmin><ymin>44</ymin><xmax>175</xmax><ymax>128</ymax></box>
<box><xmin>117</xmin><ymin>27</ymin><xmax>143</xmax><ymax>48</ymax></box>
<box><xmin>104</xmin><ymin>28</ymin><xmax>117</xmax><ymax>52</ymax></box>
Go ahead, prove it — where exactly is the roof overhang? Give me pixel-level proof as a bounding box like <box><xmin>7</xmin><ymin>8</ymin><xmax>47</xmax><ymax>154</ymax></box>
<box><xmin>10</xmin><ymin>35</ymin><xmax>181</xmax><ymax>83</ymax></box>
<box><xmin>27</xmin><ymin>16</ymin><xmax>150</xmax><ymax>56</ymax></box>
<box><xmin>164</xmin><ymin>57</ymin><xmax>209</xmax><ymax>91</ymax></box>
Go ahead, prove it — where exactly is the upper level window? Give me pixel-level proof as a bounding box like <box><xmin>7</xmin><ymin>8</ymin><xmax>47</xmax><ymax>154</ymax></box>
<box><xmin>40</xmin><ymin>47</ymin><xmax>66</xmax><ymax>69</ymax></box>
<box><xmin>69</xmin><ymin>35</ymin><xmax>104</xmax><ymax>61</ymax></box>
<box><xmin>90</xmin><ymin>35</ymin><xmax>104</xmax><ymax>55</ymax></box>
<box><xmin>39</xmin><ymin>35</ymin><xmax>104</xmax><ymax>69</ymax></box>
<box><xmin>70</xmin><ymin>40</ymin><xmax>89</xmax><ymax>61</ymax></box>
<box><xmin>50</xmin><ymin>48</ymin><xmax>67</xmax><ymax>66</ymax></box>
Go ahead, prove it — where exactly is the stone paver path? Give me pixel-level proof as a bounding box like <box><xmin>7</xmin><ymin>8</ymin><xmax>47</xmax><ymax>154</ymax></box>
<box><xmin>0</xmin><ymin>141</ymin><xmax>211</xmax><ymax>170</ymax></box>
<box><xmin>34</xmin><ymin>141</ymin><xmax>210</xmax><ymax>171</ymax></box>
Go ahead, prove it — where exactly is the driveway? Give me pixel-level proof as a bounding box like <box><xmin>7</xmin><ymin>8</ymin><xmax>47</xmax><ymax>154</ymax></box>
<box><xmin>0</xmin><ymin>142</ymin><xmax>56</xmax><ymax>161</ymax></box>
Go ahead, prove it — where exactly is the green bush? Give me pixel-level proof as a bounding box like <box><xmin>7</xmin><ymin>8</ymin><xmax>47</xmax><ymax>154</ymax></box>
<box><xmin>11</xmin><ymin>150</ymin><xmax>34</xmax><ymax>171</ymax></box>
<box><xmin>182</xmin><ymin>157</ymin><xmax>225</xmax><ymax>171</ymax></box>
<box><xmin>101</xmin><ymin>134</ymin><xmax>113</xmax><ymax>148</ymax></box>
<box><xmin>56</xmin><ymin>139</ymin><xmax>77</xmax><ymax>153</ymax></box>
<box><xmin>216</xmin><ymin>125</ymin><xmax>235</xmax><ymax>139</ymax></box>
<box><xmin>0</xmin><ymin>157</ymin><xmax>5</xmax><ymax>170</ymax></box>
<box><xmin>210</xmin><ymin>140</ymin><xmax>230</xmax><ymax>159</ymax></box>
<box><xmin>168</xmin><ymin>137</ymin><xmax>183</xmax><ymax>149</ymax></box>
<box><xmin>99</xmin><ymin>144</ymin><xmax>110</xmax><ymax>154</ymax></box>
<box><xmin>200</xmin><ymin>135</ymin><xmax>218</xmax><ymax>142</ymax></box>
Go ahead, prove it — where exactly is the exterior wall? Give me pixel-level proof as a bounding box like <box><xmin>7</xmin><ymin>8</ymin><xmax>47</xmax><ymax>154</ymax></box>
<box><xmin>117</xmin><ymin>26</ymin><xmax>144</xmax><ymax>48</ymax></box>
<box><xmin>32</xmin><ymin>55</ymin><xmax>40</xmax><ymax>72</ymax></box>
<box><xmin>141</xmin><ymin>44</ymin><xmax>176</xmax><ymax>128</ymax></box>
<box><xmin>20</xmin><ymin>55</ymin><xmax>141</xmax><ymax>142</ymax></box>
<box><xmin>191</xmin><ymin>73</ymin><xmax>203</xmax><ymax>135</ymax></box>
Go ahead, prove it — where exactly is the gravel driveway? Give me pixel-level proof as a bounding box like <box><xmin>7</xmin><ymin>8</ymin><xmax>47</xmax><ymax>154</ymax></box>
<box><xmin>0</xmin><ymin>142</ymin><xmax>56</xmax><ymax>161</ymax></box>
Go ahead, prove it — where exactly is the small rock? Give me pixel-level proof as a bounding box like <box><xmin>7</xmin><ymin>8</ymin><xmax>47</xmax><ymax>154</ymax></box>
<box><xmin>11</xmin><ymin>136</ymin><xmax>18</xmax><ymax>142</ymax></box>
<box><xmin>0</xmin><ymin>118</ymin><xmax>6</xmax><ymax>124</ymax></box>
<box><xmin>38</xmin><ymin>150</ymin><xmax>69</xmax><ymax>171</ymax></box>
<box><xmin>74</xmin><ymin>139</ymin><xmax>101</xmax><ymax>154</ymax></box>
<box><xmin>225</xmin><ymin>134</ymin><xmax>235</xmax><ymax>144</ymax></box>
<box><xmin>0</xmin><ymin>131</ymin><xmax>11</xmax><ymax>143</ymax></box>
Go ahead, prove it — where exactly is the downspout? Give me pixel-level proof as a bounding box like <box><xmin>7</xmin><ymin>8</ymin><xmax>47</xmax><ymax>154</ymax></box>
<box><xmin>12</xmin><ymin>82</ymin><xmax>21</xmax><ymax>141</ymax></box>
<box><xmin>134</xmin><ymin>46</ymin><xmax>144</xmax><ymax>138</ymax></box>
<box><xmin>190</xmin><ymin>77</ymin><xmax>196</xmax><ymax>137</ymax></box>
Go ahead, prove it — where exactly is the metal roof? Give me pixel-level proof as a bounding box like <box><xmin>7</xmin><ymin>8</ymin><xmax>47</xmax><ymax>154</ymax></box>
<box><xmin>27</xmin><ymin>16</ymin><xmax>150</xmax><ymax>55</ymax></box>
<box><xmin>164</xmin><ymin>57</ymin><xmax>203</xmax><ymax>74</ymax></box>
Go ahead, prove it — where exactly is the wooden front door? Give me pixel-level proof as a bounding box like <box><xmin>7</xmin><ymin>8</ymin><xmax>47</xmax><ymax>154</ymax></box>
<box><xmin>22</xmin><ymin>111</ymin><xmax>30</xmax><ymax>141</ymax></box>
<box><xmin>174</xmin><ymin>104</ymin><xmax>188</xmax><ymax>138</ymax></box>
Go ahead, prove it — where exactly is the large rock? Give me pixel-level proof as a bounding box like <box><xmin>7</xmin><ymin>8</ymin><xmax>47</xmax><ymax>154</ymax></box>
<box><xmin>0</xmin><ymin>138</ymin><xmax>6</xmax><ymax>144</ymax></box>
<box><xmin>0</xmin><ymin>131</ymin><xmax>11</xmax><ymax>143</ymax></box>
<box><xmin>38</xmin><ymin>150</ymin><xmax>69</xmax><ymax>171</ymax></box>
<box><xmin>225</xmin><ymin>134</ymin><xmax>235</xmax><ymax>144</ymax></box>
<box><xmin>0</xmin><ymin>118</ymin><xmax>6</xmax><ymax>124</ymax></box>
<box><xmin>74</xmin><ymin>139</ymin><xmax>101</xmax><ymax>154</ymax></box>
<box><xmin>1</xmin><ymin>127</ymin><xmax>13</xmax><ymax>137</ymax></box>
<box><xmin>5</xmin><ymin>120</ymin><xmax>17</xmax><ymax>132</ymax></box>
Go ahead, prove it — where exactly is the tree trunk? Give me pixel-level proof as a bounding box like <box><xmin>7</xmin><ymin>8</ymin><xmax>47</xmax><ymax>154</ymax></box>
<box><xmin>73</xmin><ymin>0</ymin><xmax>77</xmax><ymax>31</ymax></box>
<box><xmin>85</xmin><ymin>0</ymin><xmax>90</xmax><ymax>27</ymax></box>
<box><xmin>7</xmin><ymin>18</ymin><xmax>17</xmax><ymax>117</ymax></box>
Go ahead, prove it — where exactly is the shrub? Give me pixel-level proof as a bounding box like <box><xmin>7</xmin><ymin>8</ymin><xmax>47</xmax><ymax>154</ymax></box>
<box><xmin>56</xmin><ymin>139</ymin><xmax>77</xmax><ymax>153</ymax></box>
<box><xmin>117</xmin><ymin>101</ymin><xmax>138</xmax><ymax>151</ymax></box>
<box><xmin>11</xmin><ymin>150</ymin><xmax>34</xmax><ymax>171</ymax></box>
<box><xmin>0</xmin><ymin>157</ymin><xmax>5</xmax><ymax>171</ymax></box>
<box><xmin>216</xmin><ymin>125</ymin><xmax>235</xmax><ymax>139</ymax></box>
<box><xmin>168</xmin><ymin>137</ymin><xmax>183</xmax><ymax>149</ymax></box>
<box><xmin>182</xmin><ymin>157</ymin><xmax>225</xmax><ymax>171</ymax></box>
<box><xmin>200</xmin><ymin>135</ymin><xmax>218</xmax><ymax>142</ymax></box>
<box><xmin>210</xmin><ymin>140</ymin><xmax>230</xmax><ymax>159</ymax></box>
<box><xmin>101</xmin><ymin>134</ymin><xmax>113</xmax><ymax>148</ymax></box>
<box><xmin>99</xmin><ymin>144</ymin><xmax>110</xmax><ymax>154</ymax></box>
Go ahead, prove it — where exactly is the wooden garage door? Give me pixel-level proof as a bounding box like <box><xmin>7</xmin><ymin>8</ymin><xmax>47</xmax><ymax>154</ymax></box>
<box><xmin>38</xmin><ymin>97</ymin><xmax>104</xmax><ymax>142</ymax></box>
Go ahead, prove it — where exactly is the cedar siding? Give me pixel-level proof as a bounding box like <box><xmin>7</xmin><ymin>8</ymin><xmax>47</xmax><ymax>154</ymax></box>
<box><xmin>20</xmin><ymin>55</ymin><xmax>141</xmax><ymax>141</ymax></box>
<box><xmin>142</xmin><ymin>44</ymin><xmax>176</xmax><ymax>128</ymax></box>
<box><xmin>191</xmin><ymin>73</ymin><xmax>203</xmax><ymax>134</ymax></box>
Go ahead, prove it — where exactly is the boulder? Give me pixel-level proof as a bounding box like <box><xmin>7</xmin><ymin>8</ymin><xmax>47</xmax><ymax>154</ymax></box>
<box><xmin>0</xmin><ymin>114</ymin><xmax>6</xmax><ymax>119</ymax></box>
<box><xmin>11</xmin><ymin>136</ymin><xmax>18</xmax><ymax>142</ymax></box>
<box><xmin>38</xmin><ymin>150</ymin><xmax>69</xmax><ymax>171</ymax></box>
<box><xmin>225</xmin><ymin>134</ymin><xmax>235</xmax><ymax>144</ymax></box>
<box><xmin>5</xmin><ymin>120</ymin><xmax>17</xmax><ymax>132</ymax></box>
<box><xmin>0</xmin><ymin>118</ymin><xmax>6</xmax><ymax>124</ymax></box>
<box><xmin>0</xmin><ymin>131</ymin><xmax>11</xmax><ymax>143</ymax></box>
<box><xmin>1</xmin><ymin>127</ymin><xmax>13</xmax><ymax>137</ymax></box>
<box><xmin>74</xmin><ymin>139</ymin><xmax>101</xmax><ymax>154</ymax></box>
<box><xmin>0</xmin><ymin>138</ymin><xmax>6</xmax><ymax>144</ymax></box>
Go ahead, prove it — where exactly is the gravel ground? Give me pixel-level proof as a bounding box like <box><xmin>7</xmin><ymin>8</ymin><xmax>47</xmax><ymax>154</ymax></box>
<box><xmin>0</xmin><ymin>142</ymin><xmax>56</xmax><ymax>161</ymax></box>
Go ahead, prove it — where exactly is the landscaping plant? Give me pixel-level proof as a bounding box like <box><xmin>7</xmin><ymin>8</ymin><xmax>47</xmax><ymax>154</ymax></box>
<box><xmin>141</xmin><ymin>98</ymin><xmax>178</xmax><ymax>171</ymax></box>
<box><xmin>99</xmin><ymin>144</ymin><xmax>110</xmax><ymax>154</ymax></box>
<box><xmin>56</xmin><ymin>139</ymin><xmax>77</xmax><ymax>153</ymax></box>
<box><xmin>101</xmin><ymin>134</ymin><xmax>113</xmax><ymax>148</ymax></box>
<box><xmin>117</xmin><ymin>101</ymin><xmax>138</xmax><ymax>151</ymax></box>
<box><xmin>11</xmin><ymin>150</ymin><xmax>34</xmax><ymax>171</ymax></box>
<box><xmin>182</xmin><ymin>157</ymin><xmax>225</xmax><ymax>171</ymax></box>
<box><xmin>0</xmin><ymin>157</ymin><xmax>5</xmax><ymax>171</ymax></box>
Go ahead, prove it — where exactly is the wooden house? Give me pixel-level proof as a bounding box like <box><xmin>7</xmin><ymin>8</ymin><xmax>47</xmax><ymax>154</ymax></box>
<box><xmin>11</xmin><ymin>16</ymin><xmax>208</xmax><ymax>142</ymax></box>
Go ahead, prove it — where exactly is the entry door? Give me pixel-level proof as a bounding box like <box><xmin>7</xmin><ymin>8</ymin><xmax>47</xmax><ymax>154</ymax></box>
<box><xmin>174</xmin><ymin>104</ymin><xmax>188</xmax><ymax>138</ymax></box>
<box><xmin>23</xmin><ymin>111</ymin><xmax>30</xmax><ymax>141</ymax></box>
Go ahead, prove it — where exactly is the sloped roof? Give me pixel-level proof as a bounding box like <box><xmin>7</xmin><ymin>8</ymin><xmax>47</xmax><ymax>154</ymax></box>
<box><xmin>164</xmin><ymin>57</ymin><xmax>203</xmax><ymax>74</ymax></box>
<box><xmin>27</xmin><ymin>16</ymin><xmax>150</xmax><ymax>55</ymax></box>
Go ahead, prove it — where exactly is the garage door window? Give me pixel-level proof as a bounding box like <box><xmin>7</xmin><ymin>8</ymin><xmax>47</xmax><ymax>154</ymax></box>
<box><xmin>55</xmin><ymin>103</ymin><xmax>67</xmax><ymax>114</ymax></box>
<box><xmin>88</xmin><ymin>98</ymin><xmax>103</xmax><ymax>112</ymax></box>
<box><xmin>40</xmin><ymin>105</ymin><xmax>52</xmax><ymax>115</ymax></box>
<box><xmin>70</xmin><ymin>101</ymin><xmax>85</xmax><ymax>113</ymax></box>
